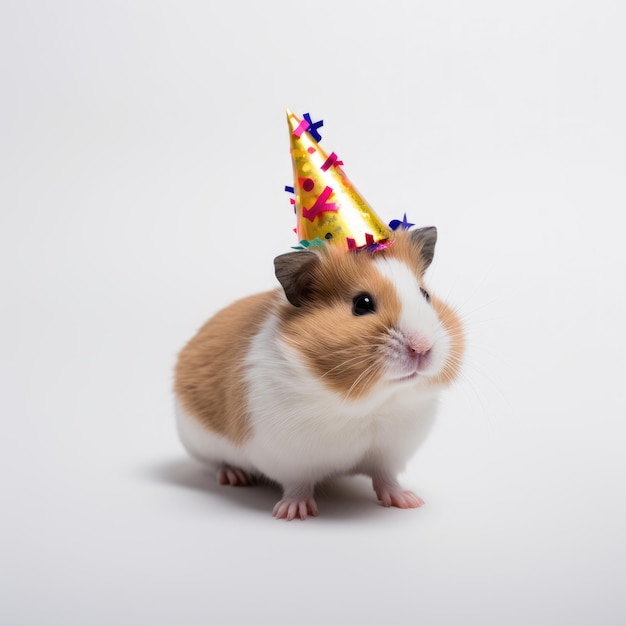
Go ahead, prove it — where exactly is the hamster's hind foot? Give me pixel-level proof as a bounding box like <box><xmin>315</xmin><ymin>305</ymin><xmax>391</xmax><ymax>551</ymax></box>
<box><xmin>217</xmin><ymin>464</ymin><xmax>256</xmax><ymax>487</ymax></box>
<box><xmin>373</xmin><ymin>474</ymin><xmax>424</xmax><ymax>509</ymax></box>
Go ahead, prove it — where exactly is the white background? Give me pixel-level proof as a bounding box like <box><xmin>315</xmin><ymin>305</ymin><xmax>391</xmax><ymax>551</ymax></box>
<box><xmin>2</xmin><ymin>1</ymin><xmax>625</xmax><ymax>624</ymax></box>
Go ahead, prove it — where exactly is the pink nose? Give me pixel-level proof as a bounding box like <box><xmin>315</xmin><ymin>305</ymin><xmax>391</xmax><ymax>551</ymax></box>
<box><xmin>408</xmin><ymin>345</ymin><xmax>431</xmax><ymax>357</ymax></box>
<box><xmin>407</xmin><ymin>336</ymin><xmax>432</xmax><ymax>356</ymax></box>
<box><xmin>406</xmin><ymin>339</ymin><xmax>432</xmax><ymax>370</ymax></box>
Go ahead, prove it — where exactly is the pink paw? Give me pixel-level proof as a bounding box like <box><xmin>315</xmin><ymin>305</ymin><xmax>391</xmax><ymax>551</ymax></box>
<box><xmin>376</xmin><ymin>488</ymin><xmax>424</xmax><ymax>509</ymax></box>
<box><xmin>217</xmin><ymin>465</ymin><xmax>255</xmax><ymax>487</ymax></box>
<box><xmin>272</xmin><ymin>497</ymin><xmax>319</xmax><ymax>521</ymax></box>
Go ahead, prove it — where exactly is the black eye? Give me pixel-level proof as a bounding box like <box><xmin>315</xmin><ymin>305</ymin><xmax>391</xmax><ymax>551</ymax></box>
<box><xmin>352</xmin><ymin>294</ymin><xmax>376</xmax><ymax>316</ymax></box>
<box><xmin>420</xmin><ymin>288</ymin><xmax>431</xmax><ymax>302</ymax></box>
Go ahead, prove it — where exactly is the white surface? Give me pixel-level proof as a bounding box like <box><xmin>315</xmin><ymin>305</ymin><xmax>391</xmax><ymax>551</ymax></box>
<box><xmin>1</xmin><ymin>1</ymin><xmax>625</xmax><ymax>624</ymax></box>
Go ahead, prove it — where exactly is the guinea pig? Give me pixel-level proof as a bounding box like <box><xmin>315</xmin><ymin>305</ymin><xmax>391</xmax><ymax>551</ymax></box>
<box><xmin>173</xmin><ymin>227</ymin><xmax>464</xmax><ymax>520</ymax></box>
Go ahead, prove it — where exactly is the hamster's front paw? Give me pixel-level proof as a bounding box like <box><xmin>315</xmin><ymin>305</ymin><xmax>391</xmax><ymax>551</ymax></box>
<box><xmin>272</xmin><ymin>483</ymin><xmax>318</xmax><ymax>521</ymax></box>
<box><xmin>373</xmin><ymin>473</ymin><xmax>424</xmax><ymax>509</ymax></box>
<box><xmin>272</xmin><ymin>497</ymin><xmax>319</xmax><ymax>521</ymax></box>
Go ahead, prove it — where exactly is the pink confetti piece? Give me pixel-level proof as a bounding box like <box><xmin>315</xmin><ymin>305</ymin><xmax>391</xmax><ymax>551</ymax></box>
<box><xmin>346</xmin><ymin>238</ymin><xmax>357</xmax><ymax>250</ymax></box>
<box><xmin>321</xmin><ymin>151</ymin><xmax>344</xmax><ymax>172</ymax></box>
<box><xmin>293</xmin><ymin>119</ymin><xmax>311</xmax><ymax>138</ymax></box>
<box><xmin>367</xmin><ymin>239</ymin><xmax>394</xmax><ymax>252</ymax></box>
<box><xmin>302</xmin><ymin>186</ymin><xmax>338</xmax><ymax>221</ymax></box>
<box><xmin>302</xmin><ymin>178</ymin><xmax>315</xmax><ymax>192</ymax></box>
<box><xmin>307</xmin><ymin>147</ymin><xmax>316</xmax><ymax>154</ymax></box>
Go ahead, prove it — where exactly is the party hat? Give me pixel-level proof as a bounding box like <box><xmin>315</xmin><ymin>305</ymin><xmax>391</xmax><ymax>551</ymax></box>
<box><xmin>286</xmin><ymin>109</ymin><xmax>392</xmax><ymax>251</ymax></box>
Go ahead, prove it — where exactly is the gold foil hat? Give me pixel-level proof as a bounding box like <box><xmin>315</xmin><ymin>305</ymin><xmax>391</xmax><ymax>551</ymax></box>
<box><xmin>286</xmin><ymin>109</ymin><xmax>392</xmax><ymax>251</ymax></box>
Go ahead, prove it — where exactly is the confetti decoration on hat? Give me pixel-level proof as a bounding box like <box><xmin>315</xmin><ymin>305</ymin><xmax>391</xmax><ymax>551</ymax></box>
<box><xmin>389</xmin><ymin>213</ymin><xmax>415</xmax><ymax>231</ymax></box>
<box><xmin>291</xmin><ymin>237</ymin><xmax>327</xmax><ymax>251</ymax></box>
<box><xmin>286</xmin><ymin>109</ymin><xmax>392</xmax><ymax>251</ymax></box>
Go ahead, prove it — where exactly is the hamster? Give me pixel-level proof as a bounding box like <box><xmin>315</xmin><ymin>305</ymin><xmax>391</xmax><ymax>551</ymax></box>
<box><xmin>174</xmin><ymin>227</ymin><xmax>464</xmax><ymax>520</ymax></box>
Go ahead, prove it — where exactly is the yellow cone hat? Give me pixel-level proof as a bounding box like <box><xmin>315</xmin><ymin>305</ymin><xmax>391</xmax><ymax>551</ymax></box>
<box><xmin>286</xmin><ymin>109</ymin><xmax>392</xmax><ymax>250</ymax></box>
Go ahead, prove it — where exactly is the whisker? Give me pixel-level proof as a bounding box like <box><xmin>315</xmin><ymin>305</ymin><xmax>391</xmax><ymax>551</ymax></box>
<box><xmin>343</xmin><ymin>361</ymin><xmax>382</xmax><ymax>403</ymax></box>
<box><xmin>321</xmin><ymin>354</ymin><xmax>371</xmax><ymax>378</ymax></box>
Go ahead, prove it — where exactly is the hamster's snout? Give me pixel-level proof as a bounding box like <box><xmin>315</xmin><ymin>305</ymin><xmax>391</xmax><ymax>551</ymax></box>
<box><xmin>406</xmin><ymin>344</ymin><xmax>432</xmax><ymax>371</ymax></box>
<box><xmin>407</xmin><ymin>334</ymin><xmax>432</xmax><ymax>356</ymax></box>
<box><xmin>405</xmin><ymin>335</ymin><xmax>433</xmax><ymax>372</ymax></box>
<box><xmin>385</xmin><ymin>330</ymin><xmax>436</xmax><ymax>381</ymax></box>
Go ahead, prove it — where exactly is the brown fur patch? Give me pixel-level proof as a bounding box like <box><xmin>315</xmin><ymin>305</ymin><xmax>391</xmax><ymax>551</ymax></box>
<box><xmin>277</xmin><ymin>230</ymin><xmax>464</xmax><ymax>397</ymax></box>
<box><xmin>174</xmin><ymin>291</ymin><xmax>277</xmax><ymax>444</ymax></box>
<box><xmin>380</xmin><ymin>230</ymin><xmax>431</xmax><ymax>275</ymax></box>
<box><xmin>278</xmin><ymin>246</ymin><xmax>403</xmax><ymax>399</ymax></box>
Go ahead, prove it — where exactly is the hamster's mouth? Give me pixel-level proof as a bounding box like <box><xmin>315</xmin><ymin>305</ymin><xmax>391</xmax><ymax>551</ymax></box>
<box><xmin>390</xmin><ymin>371</ymin><xmax>419</xmax><ymax>383</ymax></box>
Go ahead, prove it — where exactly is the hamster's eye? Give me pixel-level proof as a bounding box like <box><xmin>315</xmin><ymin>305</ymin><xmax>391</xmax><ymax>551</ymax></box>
<box><xmin>352</xmin><ymin>294</ymin><xmax>376</xmax><ymax>316</ymax></box>
<box><xmin>420</xmin><ymin>288</ymin><xmax>431</xmax><ymax>303</ymax></box>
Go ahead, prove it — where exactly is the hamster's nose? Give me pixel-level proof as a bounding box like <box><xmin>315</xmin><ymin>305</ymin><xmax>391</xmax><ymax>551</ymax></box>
<box><xmin>407</xmin><ymin>336</ymin><xmax>432</xmax><ymax>357</ymax></box>
<box><xmin>407</xmin><ymin>340</ymin><xmax>432</xmax><ymax>370</ymax></box>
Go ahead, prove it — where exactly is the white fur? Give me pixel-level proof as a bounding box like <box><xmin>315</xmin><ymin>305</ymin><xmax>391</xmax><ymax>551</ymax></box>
<box><xmin>374</xmin><ymin>256</ymin><xmax>451</xmax><ymax>380</ymax></box>
<box><xmin>176</xmin><ymin>291</ymin><xmax>442</xmax><ymax>493</ymax></box>
<box><xmin>250</xmin><ymin>311</ymin><xmax>440</xmax><ymax>488</ymax></box>
<box><xmin>374</xmin><ymin>257</ymin><xmax>438</xmax><ymax>338</ymax></box>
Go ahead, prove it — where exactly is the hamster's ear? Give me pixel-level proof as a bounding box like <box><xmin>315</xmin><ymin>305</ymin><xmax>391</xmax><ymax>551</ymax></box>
<box><xmin>274</xmin><ymin>250</ymin><xmax>320</xmax><ymax>307</ymax></box>
<box><xmin>408</xmin><ymin>226</ymin><xmax>437</xmax><ymax>271</ymax></box>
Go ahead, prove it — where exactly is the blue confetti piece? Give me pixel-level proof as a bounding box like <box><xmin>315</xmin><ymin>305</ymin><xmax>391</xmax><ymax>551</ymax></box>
<box><xmin>389</xmin><ymin>213</ymin><xmax>415</xmax><ymax>231</ymax></box>
<box><xmin>303</xmin><ymin>113</ymin><xmax>324</xmax><ymax>142</ymax></box>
